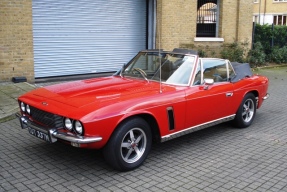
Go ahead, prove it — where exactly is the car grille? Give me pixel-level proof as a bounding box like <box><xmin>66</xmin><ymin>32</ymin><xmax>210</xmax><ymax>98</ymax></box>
<box><xmin>30</xmin><ymin>106</ymin><xmax>64</xmax><ymax>128</ymax></box>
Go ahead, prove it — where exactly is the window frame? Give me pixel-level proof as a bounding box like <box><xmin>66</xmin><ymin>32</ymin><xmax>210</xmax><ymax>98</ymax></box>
<box><xmin>196</xmin><ymin>0</ymin><xmax>221</xmax><ymax>39</ymax></box>
<box><xmin>273</xmin><ymin>0</ymin><xmax>287</xmax><ymax>2</ymax></box>
<box><xmin>193</xmin><ymin>58</ymin><xmax>232</xmax><ymax>85</ymax></box>
<box><xmin>273</xmin><ymin>15</ymin><xmax>287</xmax><ymax>25</ymax></box>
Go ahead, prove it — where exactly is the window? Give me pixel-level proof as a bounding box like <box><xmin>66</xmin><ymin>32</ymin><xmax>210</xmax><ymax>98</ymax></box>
<box><xmin>254</xmin><ymin>0</ymin><xmax>258</xmax><ymax>2</ymax></box>
<box><xmin>274</xmin><ymin>0</ymin><xmax>287</xmax><ymax>2</ymax></box>
<box><xmin>193</xmin><ymin>59</ymin><xmax>232</xmax><ymax>85</ymax></box>
<box><xmin>196</xmin><ymin>0</ymin><xmax>218</xmax><ymax>37</ymax></box>
<box><xmin>202</xmin><ymin>59</ymin><xmax>228</xmax><ymax>83</ymax></box>
<box><xmin>273</xmin><ymin>15</ymin><xmax>287</xmax><ymax>25</ymax></box>
<box><xmin>123</xmin><ymin>52</ymin><xmax>196</xmax><ymax>85</ymax></box>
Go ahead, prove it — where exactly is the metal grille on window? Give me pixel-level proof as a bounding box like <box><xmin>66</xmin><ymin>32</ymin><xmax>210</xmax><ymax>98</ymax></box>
<box><xmin>196</xmin><ymin>0</ymin><xmax>218</xmax><ymax>37</ymax></box>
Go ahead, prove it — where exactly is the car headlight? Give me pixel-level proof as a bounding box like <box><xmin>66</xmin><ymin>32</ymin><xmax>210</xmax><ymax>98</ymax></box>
<box><xmin>20</xmin><ymin>102</ymin><xmax>26</xmax><ymax>112</ymax></box>
<box><xmin>75</xmin><ymin>121</ymin><xmax>83</xmax><ymax>135</ymax></box>
<box><xmin>26</xmin><ymin>104</ymin><xmax>31</xmax><ymax>114</ymax></box>
<box><xmin>64</xmin><ymin>118</ymin><xmax>73</xmax><ymax>131</ymax></box>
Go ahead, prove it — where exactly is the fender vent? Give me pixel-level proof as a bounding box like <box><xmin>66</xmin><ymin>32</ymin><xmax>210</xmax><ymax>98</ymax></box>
<box><xmin>167</xmin><ymin>107</ymin><xmax>175</xmax><ymax>130</ymax></box>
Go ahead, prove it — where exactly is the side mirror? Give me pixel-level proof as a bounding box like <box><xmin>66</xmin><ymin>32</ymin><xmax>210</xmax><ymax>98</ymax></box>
<box><xmin>204</xmin><ymin>78</ymin><xmax>214</xmax><ymax>85</ymax></box>
<box><xmin>202</xmin><ymin>78</ymin><xmax>214</xmax><ymax>90</ymax></box>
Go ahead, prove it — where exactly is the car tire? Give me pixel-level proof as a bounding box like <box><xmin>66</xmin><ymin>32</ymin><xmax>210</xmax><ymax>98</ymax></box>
<box><xmin>233</xmin><ymin>93</ymin><xmax>256</xmax><ymax>128</ymax></box>
<box><xmin>103</xmin><ymin>117</ymin><xmax>152</xmax><ymax>171</ymax></box>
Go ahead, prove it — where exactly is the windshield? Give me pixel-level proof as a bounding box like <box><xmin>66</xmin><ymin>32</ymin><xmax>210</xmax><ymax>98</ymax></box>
<box><xmin>122</xmin><ymin>52</ymin><xmax>195</xmax><ymax>85</ymax></box>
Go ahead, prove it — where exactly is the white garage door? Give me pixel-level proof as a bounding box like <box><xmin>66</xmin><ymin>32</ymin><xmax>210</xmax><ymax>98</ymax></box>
<box><xmin>33</xmin><ymin>0</ymin><xmax>147</xmax><ymax>78</ymax></box>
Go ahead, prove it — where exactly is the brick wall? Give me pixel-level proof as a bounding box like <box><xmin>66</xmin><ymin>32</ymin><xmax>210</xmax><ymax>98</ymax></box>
<box><xmin>0</xmin><ymin>0</ymin><xmax>34</xmax><ymax>82</ymax></box>
<box><xmin>156</xmin><ymin>0</ymin><xmax>196</xmax><ymax>50</ymax></box>
<box><xmin>236</xmin><ymin>0</ymin><xmax>254</xmax><ymax>44</ymax></box>
<box><xmin>254</xmin><ymin>0</ymin><xmax>287</xmax><ymax>14</ymax></box>
<box><xmin>157</xmin><ymin>0</ymin><xmax>253</xmax><ymax>57</ymax></box>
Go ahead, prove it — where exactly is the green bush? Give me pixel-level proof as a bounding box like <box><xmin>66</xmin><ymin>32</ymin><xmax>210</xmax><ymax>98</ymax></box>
<box><xmin>198</xmin><ymin>49</ymin><xmax>208</xmax><ymax>57</ymax></box>
<box><xmin>254</xmin><ymin>24</ymin><xmax>287</xmax><ymax>64</ymax></box>
<box><xmin>220</xmin><ymin>42</ymin><xmax>247</xmax><ymax>63</ymax></box>
<box><xmin>248</xmin><ymin>42</ymin><xmax>266</xmax><ymax>66</ymax></box>
<box><xmin>269</xmin><ymin>46</ymin><xmax>287</xmax><ymax>64</ymax></box>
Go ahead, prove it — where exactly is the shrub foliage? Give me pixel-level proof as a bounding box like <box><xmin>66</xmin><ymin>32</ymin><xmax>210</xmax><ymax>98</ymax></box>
<box><xmin>254</xmin><ymin>24</ymin><xmax>287</xmax><ymax>64</ymax></box>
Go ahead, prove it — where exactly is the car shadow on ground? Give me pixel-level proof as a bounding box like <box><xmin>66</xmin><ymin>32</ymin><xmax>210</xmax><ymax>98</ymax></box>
<box><xmin>20</xmin><ymin>121</ymin><xmax>242</xmax><ymax>173</ymax></box>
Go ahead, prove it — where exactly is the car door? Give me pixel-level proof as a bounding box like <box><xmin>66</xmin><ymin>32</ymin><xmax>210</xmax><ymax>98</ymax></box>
<box><xmin>185</xmin><ymin>59</ymin><xmax>235</xmax><ymax>128</ymax></box>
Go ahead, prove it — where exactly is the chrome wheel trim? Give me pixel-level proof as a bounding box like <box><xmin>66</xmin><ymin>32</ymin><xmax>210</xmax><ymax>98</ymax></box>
<box><xmin>120</xmin><ymin>128</ymin><xmax>147</xmax><ymax>164</ymax></box>
<box><xmin>242</xmin><ymin>98</ymin><xmax>255</xmax><ymax>123</ymax></box>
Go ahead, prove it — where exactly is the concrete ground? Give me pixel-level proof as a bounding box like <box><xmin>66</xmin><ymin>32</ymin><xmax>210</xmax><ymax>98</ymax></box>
<box><xmin>0</xmin><ymin>82</ymin><xmax>35</xmax><ymax>122</ymax></box>
<box><xmin>0</xmin><ymin>67</ymin><xmax>287</xmax><ymax>191</ymax></box>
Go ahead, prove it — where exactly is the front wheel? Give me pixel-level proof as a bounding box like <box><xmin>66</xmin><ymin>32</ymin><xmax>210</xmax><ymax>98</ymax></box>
<box><xmin>103</xmin><ymin>117</ymin><xmax>152</xmax><ymax>171</ymax></box>
<box><xmin>233</xmin><ymin>93</ymin><xmax>256</xmax><ymax>128</ymax></box>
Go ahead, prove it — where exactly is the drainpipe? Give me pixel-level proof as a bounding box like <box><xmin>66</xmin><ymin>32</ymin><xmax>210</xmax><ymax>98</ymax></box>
<box><xmin>236</xmin><ymin>0</ymin><xmax>240</xmax><ymax>41</ymax></box>
<box><xmin>258</xmin><ymin>0</ymin><xmax>261</xmax><ymax>24</ymax></box>
<box><xmin>263</xmin><ymin>0</ymin><xmax>266</xmax><ymax>24</ymax></box>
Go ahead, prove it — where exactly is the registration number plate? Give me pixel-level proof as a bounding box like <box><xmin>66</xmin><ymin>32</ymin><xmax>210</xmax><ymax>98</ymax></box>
<box><xmin>28</xmin><ymin>127</ymin><xmax>51</xmax><ymax>143</ymax></box>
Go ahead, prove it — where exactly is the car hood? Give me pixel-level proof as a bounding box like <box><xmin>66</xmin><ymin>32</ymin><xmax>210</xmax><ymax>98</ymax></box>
<box><xmin>31</xmin><ymin>76</ymin><xmax>165</xmax><ymax>108</ymax></box>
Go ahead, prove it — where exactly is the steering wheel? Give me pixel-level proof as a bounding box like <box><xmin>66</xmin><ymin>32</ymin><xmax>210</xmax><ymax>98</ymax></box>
<box><xmin>132</xmin><ymin>68</ymin><xmax>147</xmax><ymax>78</ymax></box>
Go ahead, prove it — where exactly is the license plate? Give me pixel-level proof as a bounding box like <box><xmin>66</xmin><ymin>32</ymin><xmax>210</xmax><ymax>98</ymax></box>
<box><xmin>28</xmin><ymin>127</ymin><xmax>51</xmax><ymax>143</ymax></box>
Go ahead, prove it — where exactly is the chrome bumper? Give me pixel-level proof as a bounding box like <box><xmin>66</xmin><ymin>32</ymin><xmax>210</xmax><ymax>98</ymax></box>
<box><xmin>263</xmin><ymin>93</ymin><xmax>270</xmax><ymax>100</ymax></box>
<box><xmin>16</xmin><ymin>113</ymin><xmax>102</xmax><ymax>144</ymax></box>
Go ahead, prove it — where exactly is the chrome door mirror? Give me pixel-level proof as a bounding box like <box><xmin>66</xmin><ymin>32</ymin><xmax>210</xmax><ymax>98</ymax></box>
<box><xmin>204</xmin><ymin>78</ymin><xmax>214</xmax><ymax>85</ymax></box>
<box><xmin>203</xmin><ymin>78</ymin><xmax>214</xmax><ymax>90</ymax></box>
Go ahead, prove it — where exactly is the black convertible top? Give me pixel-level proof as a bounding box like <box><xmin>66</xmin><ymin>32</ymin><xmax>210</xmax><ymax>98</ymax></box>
<box><xmin>230</xmin><ymin>62</ymin><xmax>253</xmax><ymax>83</ymax></box>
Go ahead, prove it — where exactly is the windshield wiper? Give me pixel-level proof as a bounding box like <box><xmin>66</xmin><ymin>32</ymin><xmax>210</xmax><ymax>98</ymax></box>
<box><xmin>132</xmin><ymin>68</ymin><xmax>149</xmax><ymax>82</ymax></box>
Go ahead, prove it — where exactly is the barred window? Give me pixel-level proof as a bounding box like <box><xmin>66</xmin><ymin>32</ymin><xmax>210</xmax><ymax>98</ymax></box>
<box><xmin>196</xmin><ymin>0</ymin><xmax>218</xmax><ymax>37</ymax></box>
<box><xmin>274</xmin><ymin>0</ymin><xmax>287</xmax><ymax>2</ymax></box>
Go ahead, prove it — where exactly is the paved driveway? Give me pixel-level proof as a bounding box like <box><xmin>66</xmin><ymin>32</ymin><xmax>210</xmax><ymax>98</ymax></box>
<box><xmin>1</xmin><ymin>68</ymin><xmax>287</xmax><ymax>192</ymax></box>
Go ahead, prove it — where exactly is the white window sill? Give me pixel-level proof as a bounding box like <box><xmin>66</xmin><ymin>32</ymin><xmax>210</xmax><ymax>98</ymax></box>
<box><xmin>194</xmin><ymin>37</ymin><xmax>224</xmax><ymax>42</ymax></box>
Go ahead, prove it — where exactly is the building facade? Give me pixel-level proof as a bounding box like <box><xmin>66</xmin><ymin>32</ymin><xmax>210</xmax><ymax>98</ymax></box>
<box><xmin>1</xmin><ymin>0</ymin><xmax>254</xmax><ymax>82</ymax></box>
<box><xmin>253</xmin><ymin>0</ymin><xmax>287</xmax><ymax>25</ymax></box>
<box><xmin>157</xmin><ymin>0</ymin><xmax>253</xmax><ymax>54</ymax></box>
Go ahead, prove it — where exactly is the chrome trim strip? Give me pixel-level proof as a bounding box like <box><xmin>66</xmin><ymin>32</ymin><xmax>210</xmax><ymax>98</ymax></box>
<box><xmin>161</xmin><ymin>114</ymin><xmax>235</xmax><ymax>142</ymax></box>
<box><xmin>16</xmin><ymin>113</ymin><xmax>102</xmax><ymax>144</ymax></box>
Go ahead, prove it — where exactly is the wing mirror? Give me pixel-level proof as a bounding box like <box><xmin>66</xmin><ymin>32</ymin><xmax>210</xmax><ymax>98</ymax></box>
<box><xmin>204</xmin><ymin>78</ymin><xmax>214</xmax><ymax>85</ymax></box>
<box><xmin>203</xmin><ymin>78</ymin><xmax>214</xmax><ymax>90</ymax></box>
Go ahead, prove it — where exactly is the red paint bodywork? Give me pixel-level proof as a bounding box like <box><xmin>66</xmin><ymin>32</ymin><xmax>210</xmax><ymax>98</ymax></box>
<box><xmin>19</xmin><ymin>70</ymin><xmax>269</xmax><ymax>149</ymax></box>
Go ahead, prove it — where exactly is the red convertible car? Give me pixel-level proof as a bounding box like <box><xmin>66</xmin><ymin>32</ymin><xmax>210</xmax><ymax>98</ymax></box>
<box><xmin>17</xmin><ymin>48</ymin><xmax>269</xmax><ymax>171</ymax></box>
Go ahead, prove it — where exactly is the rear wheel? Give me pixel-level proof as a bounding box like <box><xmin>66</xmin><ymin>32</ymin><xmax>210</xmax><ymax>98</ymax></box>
<box><xmin>103</xmin><ymin>117</ymin><xmax>152</xmax><ymax>171</ymax></box>
<box><xmin>233</xmin><ymin>93</ymin><xmax>256</xmax><ymax>128</ymax></box>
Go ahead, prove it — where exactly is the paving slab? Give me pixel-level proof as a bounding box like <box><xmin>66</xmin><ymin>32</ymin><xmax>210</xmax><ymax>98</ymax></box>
<box><xmin>0</xmin><ymin>82</ymin><xmax>35</xmax><ymax>122</ymax></box>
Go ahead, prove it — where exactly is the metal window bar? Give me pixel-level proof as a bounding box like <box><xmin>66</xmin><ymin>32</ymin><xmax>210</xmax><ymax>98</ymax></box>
<box><xmin>196</xmin><ymin>0</ymin><xmax>217</xmax><ymax>37</ymax></box>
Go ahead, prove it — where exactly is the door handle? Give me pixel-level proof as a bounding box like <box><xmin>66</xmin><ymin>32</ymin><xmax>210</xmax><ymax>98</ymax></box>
<box><xmin>226</xmin><ymin>92</ymin><xmax>233</xmax><ymax>97</ymax></box>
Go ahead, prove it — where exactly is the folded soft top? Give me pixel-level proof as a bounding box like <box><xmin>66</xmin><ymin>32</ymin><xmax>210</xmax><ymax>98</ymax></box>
<box><xmin>230</xmin><ymin>62</ymin><xmax>253</xmax><ymax>83</ymax></box>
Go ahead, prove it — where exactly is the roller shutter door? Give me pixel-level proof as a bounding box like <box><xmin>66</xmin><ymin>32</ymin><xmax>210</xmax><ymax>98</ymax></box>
<box><xmin>33</xmin><ymin>0</ymin><xmax>147</xmax><ymax>78</ymax></box>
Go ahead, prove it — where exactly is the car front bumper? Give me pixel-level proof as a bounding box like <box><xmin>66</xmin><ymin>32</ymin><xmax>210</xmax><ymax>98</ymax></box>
<box><xmin>16</xmin><ymin>113</ymin><xmax>102</xmax><ymax>144</ymax></box>
<box><xmin>263</xmin><ymin>93</ymin><xmax>270</xmax><ymax>100</ymax></box>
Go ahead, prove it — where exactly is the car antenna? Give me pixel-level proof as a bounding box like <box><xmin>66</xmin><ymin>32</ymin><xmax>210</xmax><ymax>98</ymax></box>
<box><xmin>159</xmin><ymin>51</ymin><xmax>162</xmax><ymax>94</ymax></box>
<box><xmin>158</xmin><ymin>11</ymin><xmax>162</xmax><ymax>94</ymax></box>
